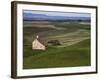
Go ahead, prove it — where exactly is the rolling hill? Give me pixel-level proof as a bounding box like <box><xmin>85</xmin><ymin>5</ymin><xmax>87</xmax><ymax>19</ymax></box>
<box><xmin>23</xmin><ymin>12</ymin><xmax>90</xmax><ymax>21</ymax></box>
<box><xmin>23</xmin><ymin>20</ymin><xmax>91</xmax><ymax>69</ymax></box>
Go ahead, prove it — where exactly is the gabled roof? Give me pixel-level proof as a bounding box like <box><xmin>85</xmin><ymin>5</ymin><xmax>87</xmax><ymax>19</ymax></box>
<box><xmin>32</xmin><ymin>38</ymin><xmax>47</xmax><ymax>46</ymax></box>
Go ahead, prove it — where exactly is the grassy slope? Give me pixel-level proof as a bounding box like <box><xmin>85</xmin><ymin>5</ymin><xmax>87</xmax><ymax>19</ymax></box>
<box><xmin>23</xmin><ymin>21</ymin><xmax>91</xmax><ymax>69</ymax></box>
<box><xmin>23</xmin><ymin>39</ymin><xmax>90</xmax><ymax>69</ymax></box>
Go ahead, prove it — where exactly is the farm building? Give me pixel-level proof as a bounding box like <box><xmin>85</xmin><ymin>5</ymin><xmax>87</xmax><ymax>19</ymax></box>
<box><xmin>32</xmin><ymin>36</ymin><xmax>46</xmax><ymax>50</ymax></box>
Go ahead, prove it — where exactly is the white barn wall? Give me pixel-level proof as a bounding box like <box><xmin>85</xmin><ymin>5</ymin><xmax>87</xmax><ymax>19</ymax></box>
<box><xmin>32</xmin><ymin>39</ymin><xmax>46</xmax><ymax>50</ymax></box>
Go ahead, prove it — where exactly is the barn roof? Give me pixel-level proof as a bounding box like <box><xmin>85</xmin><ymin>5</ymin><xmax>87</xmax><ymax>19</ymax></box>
<box><xmin>33</xmin><ymin>38</ymin><xmax>47</xmax><ymax>47</ymax></box>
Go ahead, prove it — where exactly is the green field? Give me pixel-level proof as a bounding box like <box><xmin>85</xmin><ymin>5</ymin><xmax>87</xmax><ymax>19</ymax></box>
<box><xmin>23</xmin><ymin>21</ymin><xmax>91</xmax><ymax>69</ymax></box>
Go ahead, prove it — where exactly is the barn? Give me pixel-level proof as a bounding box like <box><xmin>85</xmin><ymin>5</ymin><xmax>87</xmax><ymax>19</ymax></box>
<box><xmin>32</xmin><ymin>36</ymin><xmax>46</xmax><ymax>50</ymax></box>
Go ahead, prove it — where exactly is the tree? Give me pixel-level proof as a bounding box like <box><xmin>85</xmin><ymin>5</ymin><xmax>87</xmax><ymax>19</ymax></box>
<box><xmin>48</xmin><ymin>40</ymin><xmax>61</xmax><ymax>46</ymax></box>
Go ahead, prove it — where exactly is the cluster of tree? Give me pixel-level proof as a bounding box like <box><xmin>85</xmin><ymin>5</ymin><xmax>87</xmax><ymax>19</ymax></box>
<box><xmin>47</xmin><ymin>40</ymin><xmax>61</xmax><ymax>46</ymax></box>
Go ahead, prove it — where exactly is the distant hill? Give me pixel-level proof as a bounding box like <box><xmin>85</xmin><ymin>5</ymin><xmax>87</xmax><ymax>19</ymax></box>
<box><xmin>23</xmin><ymin>13</ymin><xmax>90</xmax><ymax>21</ymax></box>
